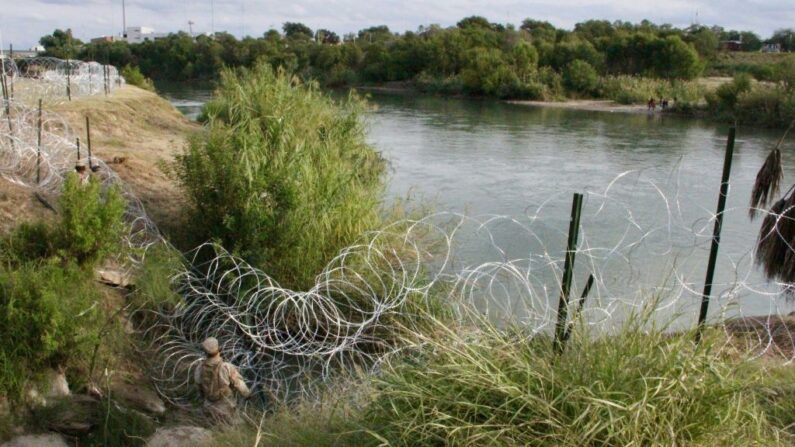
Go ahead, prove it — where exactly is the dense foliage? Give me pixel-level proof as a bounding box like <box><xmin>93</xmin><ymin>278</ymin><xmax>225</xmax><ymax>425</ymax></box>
<box><xmin>170</xmin><ymin>63</ymin><xmax>384</xmax><ymax>289</ymax></box>
<box><xmin>41</xmin><ymin>21</ymin><xmax>790</xmax><ymax>102</ymax></box>
<box><xmin>0</xmin><ymin>174</ymin><xmax>128</xmax><ymax>398</ymax></box>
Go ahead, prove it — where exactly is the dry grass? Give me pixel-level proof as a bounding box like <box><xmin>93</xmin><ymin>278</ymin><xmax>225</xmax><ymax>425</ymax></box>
<box><xmin>1</xmin><ymin>85</ymin><xmax>197</xmax><ymax>236</ymax></box>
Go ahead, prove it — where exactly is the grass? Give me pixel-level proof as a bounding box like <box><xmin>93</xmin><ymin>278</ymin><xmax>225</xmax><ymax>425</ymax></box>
<box><xmin>198</xmin><ymin>305</ymin><xmax>794</xmax><ymax>447</ymax></box>
<box><xmin>599</xmin><ymin>75</ymin><xmax>704</xmax><ymax>105</ymax></box>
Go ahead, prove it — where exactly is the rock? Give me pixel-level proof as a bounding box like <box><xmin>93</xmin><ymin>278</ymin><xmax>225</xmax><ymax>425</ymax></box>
<box><xmin>24</xmin><ymin>368</ymin><xmax>70</xmax><ymax>408</ymax></box>
<box><xmin>45</xmin><ymin>394</ymin><xmax>99</xmax><ymax>436</ymax></box>
<box><xmin>44</xmin><ymin>369</ymin><xmax>70</xmax><ymax>399</ymax></box>
<box><xmin>95</xmin><ymin>269</ymin><xmax>133</xmax><ymax>288</ymax></box>
<box><xmin>112</xmin><ymin>382</ymin><xmax>166</xmax><ymax>415</ymax></box>
<box><xmin>146</xmin><ymin>426</ymin><xmax>212</xmax><ymax>447</ymax></box>
<box><xmin>0</xmin><ymin>396</ymin><xmax>10</xmax><ymax>419</ymax></box>
<box><xmin>0</xmin><ymin>434</ymin><xmax>69</xmax><ymax>447</ymax></box>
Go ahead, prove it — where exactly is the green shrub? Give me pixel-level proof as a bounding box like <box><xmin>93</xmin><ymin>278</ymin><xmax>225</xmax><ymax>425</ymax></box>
<box><xmin>121</xmin><ymin>64</ymin><xmax>155</xmax><ymax>91</ymax></box>
<box><xmin>707</xmin><ymin>72</ymin><xmax>753</xmax><ymax>114</ymax></box>
<box><xmin>57</xmin><ymin>174</ymin><xmax>127</xmax><ymax>265</ymax></box>
<box><xmin>129</xmin><ymin>243</ymin><xmax>183</xmax><ymax>317</ymax></box>
<box><xmin>0</xmin><ymin>174</ymin><xmax>127</xmax><ymax>267</ymax></box>
<box><xmin>734</xmin><ymin>86</ymin><xmax>795</xmax><ymax>128</ymax></box>
<box><xmin>171</xmin><ymin>63</ymin><xmax>385</xmax><ymax>289</ymax></box>
<box><xmin>0</xmin><ymin>262</ymin><xmax>102</xmax><ymax>398</ymax></box>
<box><xmin>563</xmin><ymin>59</ymin><xmax>598</xmax><ymax>96</ymax></box>
<box><xmin>599</xmin><ymin>75</ymin><xmax>704</xmax><ymax>105</ymax></box>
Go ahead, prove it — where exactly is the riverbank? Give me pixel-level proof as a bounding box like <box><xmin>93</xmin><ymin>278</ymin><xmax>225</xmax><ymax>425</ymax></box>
<box><xmin>507</xmin><ymin>98</ymin><xmax>649</xmax><ymax>113</ymax></box>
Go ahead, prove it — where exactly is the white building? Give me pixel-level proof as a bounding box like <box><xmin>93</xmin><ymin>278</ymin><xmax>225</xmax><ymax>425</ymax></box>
<box><xmin>123</xmin><ymin>26</ymin><xmax>168</xmax><ymax>44</ymax></box>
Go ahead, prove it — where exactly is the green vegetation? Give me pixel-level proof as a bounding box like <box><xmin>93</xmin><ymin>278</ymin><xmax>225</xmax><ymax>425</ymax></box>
<box><xmin>48</xmin><ymin>20</ymin><xmax>782</xmax><ymax>101</ymax></box>
<box><xmin>121</xmin><ymin>64</ymin><xmax>155</xmax><ymax>91</ymax></box>
<box><xmin>0</xmin><ymin>174</ymin><xmax>128</xmax><ymax>399</ymax></box>
<box><xmin>600</xmin><ymin>75</ymin><xmax>703</xmax><ymax>105</ymax></box>
<box><xmin>705</xmin><ymin>73</ymin><xmax>795</xmax><ymax>127</ymax></box>
<box><xmin>205</xmin><ymin>311</ymin><xmax>795</xmax><ymax>446</ymax></box>
<box><xmin>170</xmin><ymin>62</ymin><xmax>384</xmax><ymax>288</ymax></box>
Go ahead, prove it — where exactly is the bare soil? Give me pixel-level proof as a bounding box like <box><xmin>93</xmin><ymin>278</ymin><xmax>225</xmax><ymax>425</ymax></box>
<box><xmin>0</xmin><ymin>86</ymin><xmax>198</xmax><ymax>235</ymax></box>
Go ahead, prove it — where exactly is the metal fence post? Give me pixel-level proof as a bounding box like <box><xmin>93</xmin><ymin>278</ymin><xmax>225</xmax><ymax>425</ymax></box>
<box><xmin>696</xmin><ymin>127</ymin><xmax>736</xmax><ymax>343</ymax></box>
<box><xmin>555</xmin><ymin>192</ymin><xmax>583</xmax><ymax>353</ymax></box>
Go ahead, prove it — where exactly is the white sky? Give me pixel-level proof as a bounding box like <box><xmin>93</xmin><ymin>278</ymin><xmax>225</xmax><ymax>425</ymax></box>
<box><xmin>1</xmin><ymin>0</ymin><xmax>793</xmax><ymax>49</ymax></box>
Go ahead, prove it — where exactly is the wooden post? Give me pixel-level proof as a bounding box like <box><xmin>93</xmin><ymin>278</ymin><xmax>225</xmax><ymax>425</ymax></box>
<box><xmin>8</xmin><ymin>44</ymin><xmax>13</xmax><ymax>99</ymax></box>
<box><xmin>37</xmin><ymin>99</ymin><xmax>42</xmax><ymax>184</ymax></box>
<box><xmin>76</xmin><ymin>137</ymin><xmax>80</xmax><ymax>161</ymax></box>
<box><xmin>555</xmin><ymin>192</ymin><xmax>584</xmax><ymax>353</ymax></box>
<box><xmin>696</xmin><ymin>127</ymin><xmax>736</xmax><ymax>342</ymax></box>
<box><xmin>85</xmin><ymin>116</ymin><xmax>92</xmax><ymax>169</ymax></box>
<box><xmin>0</xmin><ymin>61</ymin><xmax>14</xmax><ymax>149</ymax></box>
<box><xmin>66</xmin><ymin>59</ymin><xmax>72</xmax><ymax>101</ymax></box>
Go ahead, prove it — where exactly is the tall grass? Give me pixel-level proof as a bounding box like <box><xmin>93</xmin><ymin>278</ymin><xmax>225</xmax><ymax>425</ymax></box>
<box><xmin>365</xmin><ymin>314</ymin><xmax>782</xmax><ymax>446</ymax></box>
<box><xmin>171</xmin><ymin>62</ymin><xmax>385</xmax><ymax>289</ymax></box>
<box><xmin>600</xmin><ymin>75</ymin><xmax>704</xmax><ymax>105</ymax></box>
<box><xmin>213</xmin><ymin>307</ymin><xmax>790</xmax><ymax>447</ymax></box>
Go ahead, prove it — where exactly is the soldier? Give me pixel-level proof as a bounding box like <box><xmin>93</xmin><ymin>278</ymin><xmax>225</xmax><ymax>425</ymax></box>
<box><xmin>194</xmin><ymin>337</ymin><xmax>251</xmax><ymax>423</ymax></box>
<box><xmin>75</xmin><ymin>159</ymin><xmax>90</xmax><ymax>185</ymax></box>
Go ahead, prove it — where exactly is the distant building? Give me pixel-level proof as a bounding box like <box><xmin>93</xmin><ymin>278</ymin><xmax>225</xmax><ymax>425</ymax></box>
<box><xmin>761</xmin><ymin>43</ymin><xmax>782</xmax><ymax>53</ymax></box>
<box><xmin>719</xmin><ymin>40</ymin><xmax>742</xmax><ymax>52</ymax></box>
<box><xmin>123</xmin><ymin>26</ymin><xmax>168</xmax><ymax>44</ymax></box>
<box><xmin>91</xmin><ymin>35</ymin><xmax>120</xmax><ymax>44</ymax></box>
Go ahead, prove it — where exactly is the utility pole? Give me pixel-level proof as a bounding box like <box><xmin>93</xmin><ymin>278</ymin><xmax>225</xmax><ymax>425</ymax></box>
<box><xmin>122</xmin><ymin>0</ymin><xmax>127</xmax><ymax>39</ymax></box>
<box><xmin>210</xmin><ymin>0</ymin><xmax>215</xmax><ymax>37</ymax></box>
<box><xmin>188</xmin><ymin>20</ymin><xmax>194</xmax><ymax>37</ymax></box>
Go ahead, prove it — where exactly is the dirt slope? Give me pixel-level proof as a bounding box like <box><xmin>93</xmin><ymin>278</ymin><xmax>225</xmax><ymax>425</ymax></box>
<box><xmin>0</xmin><ymin>86</ymin><xmax>198</xmax><ymax>234</ymax></box>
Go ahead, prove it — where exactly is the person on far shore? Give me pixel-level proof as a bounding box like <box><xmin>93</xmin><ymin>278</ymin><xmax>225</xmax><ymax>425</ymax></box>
<box><xmin>647</xmin><ymin>97</ymin><xmax>656</xmax><ymax>112</ymax></box>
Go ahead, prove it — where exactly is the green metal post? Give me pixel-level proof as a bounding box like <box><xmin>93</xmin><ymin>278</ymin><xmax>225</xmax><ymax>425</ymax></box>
<box><xmin>696</xmin><ymin>127</ymin><xmax>736</xmax><ymax>342</ymax></box>
<box><xmin>555</xmin><ymin>192</ymin><xmax>583</xmax><ymax>353</ymax></box>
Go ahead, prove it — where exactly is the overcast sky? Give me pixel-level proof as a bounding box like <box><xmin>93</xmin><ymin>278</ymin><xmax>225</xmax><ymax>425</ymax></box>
<box><xmin>1</xmin><ymin>0</ymin><xmax>793</xmax><ymax>49</ymax></box>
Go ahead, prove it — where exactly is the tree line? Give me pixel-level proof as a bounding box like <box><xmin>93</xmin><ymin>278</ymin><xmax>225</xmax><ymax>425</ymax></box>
<box><xmin>37</xmin><ymin>19</ymin><xmax>795</xmax><ymax>100</ymax></box>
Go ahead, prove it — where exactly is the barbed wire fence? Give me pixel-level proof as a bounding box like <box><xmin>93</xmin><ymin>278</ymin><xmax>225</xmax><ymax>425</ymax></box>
<box><xmin>2</xmin><ymin>64</ymin><xmax>795</xmax><ymax>412</ymax></box>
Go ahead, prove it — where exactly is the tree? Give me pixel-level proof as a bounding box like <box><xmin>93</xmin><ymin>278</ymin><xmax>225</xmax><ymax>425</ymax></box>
<box><xmin>740</xmin><ymin>32</ymin><xmax>762</xmax><ymax>52</ymax></box>
<box><xmin>563</xmin><ymin>59</ymin><xmax>598</xmax><ymax>95</ymax></box>
<box><xmin>654</xmin><ymin>35</ymin><xmax>702</xmax><ymax>79</ymax></box>
<box><xmin>687</xmin><ymin>27</ymin><xmax>719</xmax><ymax>60</ymax></box>
<box><xmin>520</xmin><ymin>19</ymin><xmax>557</xmax><ymax>43</ymax></box>
<box><xmin>39</xmin><ymin>29</ymin><xmax>83</xmax><ymax>59</ymax></box>
<box><xmin>768</xmin><ymin>29</ymin><xmax>795</xmax><ymax>52</ymax></box>
<box><xmin>283</xmin><ymin>22</ymin><xmax>313</xmax><ymax>40</ymax></box>
<box><xmin>510</xmin><ymin>41</ymin><xmax>539</xmax><ymax>81</ymax></box>
<box><xmin>357</xmin><ymin>26</ymin><xmax>392</xmax><ymax>43</ymax></box>
<box><xmin>457</xmin><ymin>16</ymin><xmax>494</xmax><ymax>30</ymax></box>
<box><xmin>316</xmin><ymin>29</ymin><xmax>340</xmax><ymax>44</ymax></box>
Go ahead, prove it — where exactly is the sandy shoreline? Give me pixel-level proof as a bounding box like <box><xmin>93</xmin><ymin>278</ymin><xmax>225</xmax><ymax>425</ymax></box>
<box><xmin>507</xmin><ymin>99</ymin><xmax>651</xmax><ymax>114</ymax></box>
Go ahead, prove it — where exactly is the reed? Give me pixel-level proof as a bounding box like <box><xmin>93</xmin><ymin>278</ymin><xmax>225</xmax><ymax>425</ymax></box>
<box><xmin>171</xmin><ymin>62</ymin><xmax>385</xmax><ymax>289</ymax></box>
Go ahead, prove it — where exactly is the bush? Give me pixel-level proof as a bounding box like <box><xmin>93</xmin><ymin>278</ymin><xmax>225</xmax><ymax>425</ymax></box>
<box><xmin>563</xmin><ymin>59</ymin><xmax>598</xmax><ymax>96</ymax></box>
<box><xmin>600</xmin><ymin>75</ymin><xmax>704</xmax><ymax>105</ymax></box>
<box><xmin>708</xmin><ymin>72</ymin><xmax>753</xmax><ymax>113</ymax></box>
<box><xmin>121</xmin><ymin>64</ymin><xmax>154</xmax><ymax>91</ymax></box>
<box><xmin>171</xmin><ymin>63</ymin><xmax>385</xmax><ymax>289</ymax></box>
<box><xmin>57</xmin><ymin>174</ymin><xmax>127</xmax><ymax>265</ymax></box>
<box><xmin>0</xmin><ymin>174</ymin><xmax>127</xmax><ymax>267</ymax></box>
<box><xmin>0</xmin><ymin>262</ymin><xmax>102</xmax><ymax>398</ymax></box>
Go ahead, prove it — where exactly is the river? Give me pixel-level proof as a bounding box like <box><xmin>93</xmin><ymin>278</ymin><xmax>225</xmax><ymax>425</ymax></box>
<box><xmin>157</xmin><ymin>82</ymin><xmax>795</xmax><ymax>328</ymax></box>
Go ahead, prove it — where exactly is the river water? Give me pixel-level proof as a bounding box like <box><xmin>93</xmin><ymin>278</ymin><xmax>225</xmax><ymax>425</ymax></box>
<box><xmin>158</xmin><ymin>82</ymin><xmax>795</xmax><ymax>327</ymax></box>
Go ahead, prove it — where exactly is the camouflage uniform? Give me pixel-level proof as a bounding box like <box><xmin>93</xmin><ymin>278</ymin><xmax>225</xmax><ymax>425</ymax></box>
<box><xmin>194</xmin><ymin>338</ymin><xmax>250</xmax><ymax>423</ymax></box>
